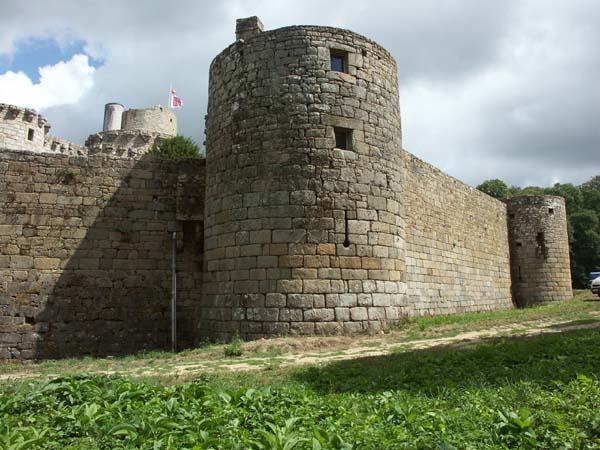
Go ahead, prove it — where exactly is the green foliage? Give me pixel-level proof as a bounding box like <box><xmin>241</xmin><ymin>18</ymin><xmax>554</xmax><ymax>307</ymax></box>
<box><xmin>224</xmin><ymin>333</ymin><xmax>244</xmax><ymax>357</ymax></box>
<box><xmin>2</xmin><ymin>329</ymin><xmax>600</xmax><ymax>448</ymax></box>
<box><xmin>146</xmin><ymin>135</ymin><xmax>202</xmax><ymax>159</ymax></box>
<box><xmin>476</xmin><ymin>178</ymin><xmax>508</xmax><ymax>199</ymax></box>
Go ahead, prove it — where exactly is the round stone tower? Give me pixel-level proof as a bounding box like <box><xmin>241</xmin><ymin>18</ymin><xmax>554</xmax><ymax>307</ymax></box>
<box><xmin>506</xmin><ymin>195</ymin><xmax>572</xmax><ymax>306</ymax></box>
<box><xmin>121</xmin><ymin>105</ymin><xmax>176</xmax><ymax>136</ymax></box>
<box><xmin>202</xmin><ymin>18</ymin><xmax>406</xmax><ymax>339</ymax></box>
<box><xmin>103</xmin><ymin>102</ymin><xmax>124</xmax><ymax>131</ymax></box>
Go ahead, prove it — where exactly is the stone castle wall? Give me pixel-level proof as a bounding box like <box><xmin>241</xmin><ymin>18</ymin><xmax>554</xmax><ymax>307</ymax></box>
<box><xmin>0</xmin><ymin>104</ymin><xmax>48</xmax><ymax>153</ymax></box>
<box><xmin>402</xmin><ymin>151</ymin><xmax>514</xmax><ymax>315</ymax></box>
<box><xmin>0</xmin><ymin>19</ymin><xmax>574</xmax><ymax>359</ymax></box>
<box><xmin>203</xmin><ymin>25</ymin><xmax>405</xmax><ymax>339</ymax></box>
<box><xmin>507</xmin><ymin>196</ymin><xmax>572</xmax><ymax>306</ymax></box>
<box><xmin>0</xmin><ymin>150</ymin><xmax>205</xmax><ymax>359</ymax></box>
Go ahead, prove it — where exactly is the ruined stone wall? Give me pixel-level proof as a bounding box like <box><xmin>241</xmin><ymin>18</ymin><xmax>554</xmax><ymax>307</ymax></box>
<box><xmin>86</xmin><ymin>130</ymin><xmax>166</xmax><ymax>159</ymax></box>
<box><xmin>0</xmin><ymin>150</ymin><xmax>205</xmax><ymax>359</ymax></box>
<box><xmin>203</xmin><ymin>25</ymin><xmax>405</xmax><ymax>339</ymax></box>
<box><xmin>402</xmin><ymin>151</ymin><xmax>514</xmax><ymax>314</ymax></box>
<box><xmin>0</xmin><ymin>104</ymin><xmax>49</xmax><ymax>153</ymax></box>
<box><xmin>44</xmin><ymin>135</ymin><xmax>88</xmax><ymax>157</ymax></box>
<box><xmin>121</xmin><ymin>106</ymin><xmax>177</xmax><ymax>136</ymax></box>
<box><xmin>506</xmin><ymin>196</ymin><xmax>572</xmax><ymax>306</ymax></box>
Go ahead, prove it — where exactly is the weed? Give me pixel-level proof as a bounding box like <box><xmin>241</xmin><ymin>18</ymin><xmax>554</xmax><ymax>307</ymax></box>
<box><xmin>56</xmin><ymin>168</ymin><xmax>78</xmax><ymax>184</ymax></box>
<box><xmin>224</xmin><ymin>333</ymin><xmax>244</xmax><ymax>357</ymax></box>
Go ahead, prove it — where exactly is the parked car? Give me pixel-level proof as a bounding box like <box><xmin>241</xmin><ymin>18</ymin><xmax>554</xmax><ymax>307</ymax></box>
<box><xmin>592</xmin><ymin>276</ymin><xmax>600</xmax><ymax>297</ymax></box>
<box><xmin>589</xmin><ymin>272</ymin><xmax>600</xmax><ymax>288</ymax></box>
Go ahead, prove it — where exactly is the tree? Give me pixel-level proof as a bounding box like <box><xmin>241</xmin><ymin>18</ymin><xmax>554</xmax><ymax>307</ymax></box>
<box><xmin>146</xmin><ymin>135</ymin><xmax>203</xmax><ymax>159</ymax></box>
<box><xmin>476</xmin><ymin>179</ymin><xmax>508</xmax><ymax>199</ymax></box>
<box><xmin>546</xmin><ymin>183</ymin><xmax>583</xmax><ymax>212</ymax></box>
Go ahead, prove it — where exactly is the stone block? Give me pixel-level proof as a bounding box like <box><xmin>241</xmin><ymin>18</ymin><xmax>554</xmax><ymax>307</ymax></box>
<box><xmin>265</xmin><ymin>293</ymin><xmax>286</xmax><ymax>307</ymax></box>
<box><xmin>367</xmin><ymin>307</ymin><xmax>386</xmax><ymax>320</ymax></box>
<box><xmin>272</xmin><ymin>229</ymin><xmax>306</xmax><ymax>244</ymax></box>
<box><xmin>291</xmin><ymin>322</ymin><xmax>315</xmax><ymax>335</ymax></box>
<box><xmin>292</xmin><ymin>268</ymin><xmax>318</xmax><ymax>279</ymax></box>
<box><xmin>350</xmin><ymin>307</ymin><xmax>369</xmax><ymax>321</ymax></box>
<box><xmin>290</xmin><ymin>190</ymin><xmax>316</xmax><ymax>205</ymax></box>
<box><xmin>288</xmin><ymin>293</ymin><xmax>314</xmax><ymax>308</ymax></box>
<box><xmin>0</xmin><ymin>225</ymin><xmax>23</xmax><ymax>236</ymax></box>
<box><xmin>335</xmin><ymin>307</ymin><xmax>350</xmax><ymax>321</ymax></box>
<box><xmin>34</xmin><ymin>257</ymin><xmax>60</xmax><ymax>270</ymax></box>
<box><xmin>303</xmin><ymin>279</ymin><xmax>331</xmax><ymax>294</ymax></box>
<box><xmin>9</xmin><ymin>256</ymin><xmax>33</xmax><ymax>269</ymax></box>
<box><xmin>317</xmin><ymin>243</ymin><xmax>336</xmax><ymax>255</ymax></box>
<box><xmin>304</xmin><ymin>308</ymin><xmax>334</xmax><ymax>322</ymax></box>
<box><xmin>277</xmin><ymin>279</ymin><xmax>303</xmax><ymax>293</ymax></box>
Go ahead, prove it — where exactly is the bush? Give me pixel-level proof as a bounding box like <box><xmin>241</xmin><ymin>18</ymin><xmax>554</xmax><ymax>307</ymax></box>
<box><xmin>146</xmin><ymin>135</ymin><xmax>202</xmax><ymax>159</ymax></box>
<box><xmin>224</xmin><ymin>333</ymin><xmax>244</xmax><ymax>357</ymax></box>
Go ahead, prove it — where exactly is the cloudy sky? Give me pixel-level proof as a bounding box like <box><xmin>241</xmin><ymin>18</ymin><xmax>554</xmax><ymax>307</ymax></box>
<box><xmin>1</xmin><ymin>0</ymin><xmax>598</xmax><ymax>188</ymax></box>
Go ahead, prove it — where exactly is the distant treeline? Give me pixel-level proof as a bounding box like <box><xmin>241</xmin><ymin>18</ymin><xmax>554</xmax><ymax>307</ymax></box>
<box><xmin>477</xmin><ymin>176</ymin><xmax>600</xmax><ymax>288</ymax></box>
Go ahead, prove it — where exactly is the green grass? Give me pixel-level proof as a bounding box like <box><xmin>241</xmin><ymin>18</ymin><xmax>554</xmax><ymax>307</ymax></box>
<box><xmin>2</xmin><ymin>327</ymin><xmax>600</xmax><ymax>448</ymax></box>
<box><xmin>392</xmin><ymin>289</ymin><xmax>599</xmax><ymax>338</ymax></box>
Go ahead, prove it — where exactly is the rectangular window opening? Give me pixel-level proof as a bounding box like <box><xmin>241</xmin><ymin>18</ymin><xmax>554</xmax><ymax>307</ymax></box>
<box><xmin>334</xmin><ymin>127</ymin><xmax>352</xmax><ymax>150</ymax></box>
<box><xmin>548</xmin><ymin>208</ymin><xmax>554</xmax><ymax>214</ymax></box>
<box><xmin>27</xmin><ymin>128</ymin><xmax>34</xmax><ymax>141</ymax></box>
<box><xmin>330</xmin><ymin>50</ymin><xmax>348</xmax><ymax>73</ymax></box>
<box><xmin>516</xmin><ymin>242</ymin><xmax>522</xmax><ymax>247</ymax></box>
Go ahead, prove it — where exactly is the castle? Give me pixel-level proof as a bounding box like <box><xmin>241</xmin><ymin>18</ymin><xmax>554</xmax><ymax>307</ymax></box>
<box><xmin>0</xmin><ymin>17</ymin><xmax>572</xmax><ymax>360</ymax></box>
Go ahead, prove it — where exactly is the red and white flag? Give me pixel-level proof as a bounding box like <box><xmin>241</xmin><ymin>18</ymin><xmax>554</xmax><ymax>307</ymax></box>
<box><xmin>170</xmin><ymin>88</ymin><xmax>182</xmax><ymax>108</ymax></box>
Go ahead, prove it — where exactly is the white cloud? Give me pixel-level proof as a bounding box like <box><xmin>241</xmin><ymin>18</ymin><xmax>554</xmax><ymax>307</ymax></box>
<box><xmin>0</xmin><ymin>54</ymin><xmax>95</xmax><ymax>110</ymax></box>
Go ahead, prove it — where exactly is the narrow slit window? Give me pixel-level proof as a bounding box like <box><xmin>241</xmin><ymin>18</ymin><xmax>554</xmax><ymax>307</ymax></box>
<box><xmin>27</xmin><ymin>128</ymin><xmax>34</xmax><ymax>141</ymax></box>
<box><xmin>343</xmin><ymin>210</ymin><xmax>351</xmax><ymax>248</ymax></box>
<box><xmin>330</xmin><ymin>50</ymin><xmax>348</xmax><ymax>73</ymax></box>
<box><xmin>334</xmin><ymin>128</ymin><xmax>352</xmax><ymax>150</ymax></box>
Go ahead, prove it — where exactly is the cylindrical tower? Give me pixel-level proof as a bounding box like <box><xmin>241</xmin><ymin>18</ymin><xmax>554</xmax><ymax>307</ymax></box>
<box><xmin>121</xmin><ymin>106</ymin><xmax>177</xmax><ymax>136</ymax></box>
<box><xmin>506</xmin><ymin>195</ymin><xmax>572</xmax><ymax>306</ymax></box>
<box><xmin>102</xmin><ymin>103</ymin><xmax>124</xmax><ymax>131</ymax></box>
<box><xmin>203</xmin><ymin>19</ymin><xmax>406</xmax><ymax>339</ymax></box>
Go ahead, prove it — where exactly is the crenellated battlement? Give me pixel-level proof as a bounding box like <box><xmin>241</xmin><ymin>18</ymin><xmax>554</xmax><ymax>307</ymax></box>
<box><xmin>86</xmin><ymin>129</ymin><xmax>167</xmax><ymax>158</ymax></box>
<box><xmin>44</xmin><ymin>135</ymin><xmax>88</xmax><ymax>156</ymax></box>
<box><xmin>0</xmin><ymin>102</ymin><xmax>177</xmax><ymax>159</ymax></box>
<box><xmin>0</xmin><ymin>103</ymin><xmax>50</xmax><ymax>153</ymax></box>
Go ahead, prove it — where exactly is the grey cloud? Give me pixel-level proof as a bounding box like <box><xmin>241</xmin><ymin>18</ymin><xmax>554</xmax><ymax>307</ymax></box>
<box><xmin>1</xmin><ymin>0</ymin><xmax>599</xmax><ymax>188</ymax></box>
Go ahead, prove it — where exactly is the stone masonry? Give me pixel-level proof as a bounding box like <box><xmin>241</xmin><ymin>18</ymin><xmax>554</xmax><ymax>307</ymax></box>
<box><xmin>507</xmin><ymin>196</ymin><xmax>572</xmax><ymax>306</ymax></box>
<box><xmin>0</xmin><ymin>17</ymin><xmax>572</xmax><ymax>359</ymax></box>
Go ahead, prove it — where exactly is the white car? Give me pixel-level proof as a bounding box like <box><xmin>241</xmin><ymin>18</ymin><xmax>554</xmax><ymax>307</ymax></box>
<box><xmin>592</xmin><ymin>276</ymin><xmax>600</xmax><ymax>297</ymax></box>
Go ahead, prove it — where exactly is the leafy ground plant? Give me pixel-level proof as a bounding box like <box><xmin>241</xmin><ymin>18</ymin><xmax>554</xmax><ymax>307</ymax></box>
<box><xmin>2</xmin><ymin>328</ymin><xmax>600</xmax><ymax>449</ymax></box>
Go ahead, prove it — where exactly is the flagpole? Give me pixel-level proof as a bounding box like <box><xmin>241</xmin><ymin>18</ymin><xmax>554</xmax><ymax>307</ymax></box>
<box><xmin>168</xmin><ymin>83</ymin><xmax>172</xmax><ymax>108</ymax></box>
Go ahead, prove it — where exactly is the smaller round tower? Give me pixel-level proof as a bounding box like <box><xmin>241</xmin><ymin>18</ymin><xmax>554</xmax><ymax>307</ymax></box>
<box><xmin>103</xmin><ymin>103</ymin><xmax>124</xmax><ymax>131</ymax></box>
<box><xmin>121</xmin><ymin>106</ymin><xmax>176</xmax><ymax>136</ymax></box>
<box><xmin>0</xmin><ymin>103</ymin><xmax>50</xmax><ymax>152</ymax></box>
<box><xmin>506</xmin><ymin>195</ymin><xmax>572</xmax><ymax>306</ymax></box>
<box><xmin>87</xmin><ymin>104</ymin><xmax>177</xmax><ymax>158</ymax></box>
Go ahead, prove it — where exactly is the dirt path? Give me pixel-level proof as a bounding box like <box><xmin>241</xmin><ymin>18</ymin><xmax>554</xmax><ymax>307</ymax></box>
<box><xmin>2</xmin><ymin>313</ymin><xmax>599</xmax><ymax>383</ymax></box>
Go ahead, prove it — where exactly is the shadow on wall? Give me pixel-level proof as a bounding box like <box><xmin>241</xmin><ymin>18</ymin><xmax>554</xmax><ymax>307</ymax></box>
<box><xmin>0</xmin><ymin>151</ymin><xmax>205</xmax><ymax>359</ymax></box>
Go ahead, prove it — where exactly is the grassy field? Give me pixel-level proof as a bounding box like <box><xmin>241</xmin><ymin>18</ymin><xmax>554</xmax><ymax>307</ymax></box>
<box><xmin>1</xmin><ymin>291</ymin><xmax>600</xmax><ymax>449</ymax></box>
